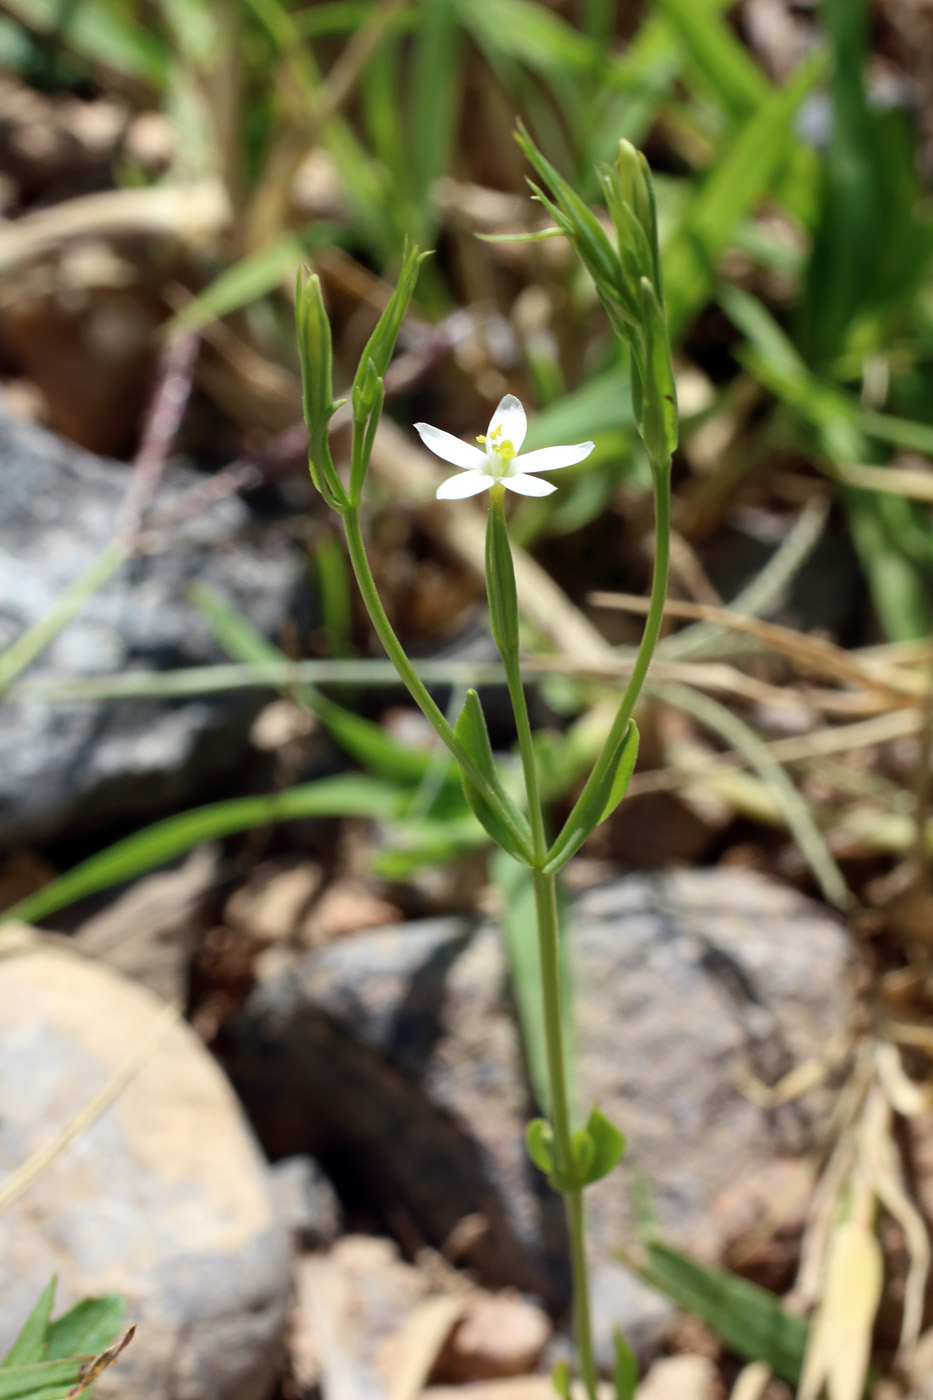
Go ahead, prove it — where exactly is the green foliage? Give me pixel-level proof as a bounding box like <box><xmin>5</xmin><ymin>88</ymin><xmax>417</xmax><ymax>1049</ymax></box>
<box><xmin>493</xmin><ymin>851</ymin><xmax>574</xmax><ymax>1113</ymax></box>
<box><xmin>454</xmin><ymin>691</ymin><xmax>534</xmax><ymax>865</ymax></box>
<box><xmin>0</xmin><ymin>1279</ymin><xmax>124</xmax><ymax>1400</ymax></box>
<box><xmin>543</xmin><ymin>721</ymin><xmax>639</xmax><ymax>873</ymax></box>
<box><xmin>612</xmin><ymin>1331</ymin><xmax>638</xmax><ymax>1400</ymax></box>
<box><xmin>3</xmin><ymin>775</ymin><xmax>402</xmax><ymax>927</ymax></box>
<box><xmin>639</xmin><ymin>1241</ymin><xmax>809</xmax><ymax>1384</ymax></box>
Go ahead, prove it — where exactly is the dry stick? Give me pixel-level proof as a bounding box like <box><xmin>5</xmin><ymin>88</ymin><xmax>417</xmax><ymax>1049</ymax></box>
<box><xmin>120</xmin><ymin>332</ymin><xmax>201</xmax><ymax>539</ymax></box>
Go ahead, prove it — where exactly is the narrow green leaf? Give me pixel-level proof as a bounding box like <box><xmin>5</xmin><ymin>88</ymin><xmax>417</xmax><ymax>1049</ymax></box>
<box><xmin>612</xmin><ymin>1331</ymin><xmax>638</xmax><ymax>1400</ymax></box>
<box><xmin>571</xmin><ymin>1126</ymin><xmax>594</xmax><ymax>1183</ymax></box>
<box><xmin>409</xmin><ymin>0</ymin><xmax>460</xmax><ymax>223</ymax></box>
<box><xmin>2</xmin><ymin>1281</ymin><xmax>55</xmax><ymax>1367</ymax></box>
<box><xmin>454</xmin><ymin>691</ymin><xmax>533</xmax><ymax>865</ymax></box>
<box><xmin>525</xmin><ymin>1118</ymin><xmax>555</xmax><ymax>1176</ymax></box>
<box><xmin>551</xmin><ymin>1361</ymin><xmax>572</xmax><ymax>1400</ymax></box>
<box><xmin>598</xmin><ymin>719</ymin><xmax>641</xmax><ymax>824</ymax></box>
<box><xmin>582</xmin><ymin>1107</ymin><xmax>626</xmax><ymax>1185</ymax></box>
<box><xmin>0</xmin><ymin>0</ymin><xmax>170</xmax><ymax>87</ymax></box>
<box><xmin>544</xmin><ymin>721</ymin><xmax>639</xmax><ymax>873</ymax></box>
<box><xmin>44</xmin><ymin>1298</ymin><xmax>123</xmax><ymax>1362</ymax></box>
<box><xmin>189</xmin><ymin>581</ymin><xmax>451</xmax><ymax>787</ymax></box>
<box><xmin>639</xmin><ymin>277</ymin><xmax>678</xmax><ymax>464</ymax></box>
<box><xmin>3</xmin><ymin>776</ymin><xmax>402</xmax><ymax>927</ymax></box>
<box><xmin>351</xmin><ymin>241</ymin><xmax>426</xmax><ymax>409</ymax></box>
<box><xmin>0</xmin><ymin>543</ymin><xmax>125</xmax><ymax>699</ymax></box>
<box><xmin>663</xmin><ymin>47</ymin><xmax>828</xmax><ymax>339</ymax></box>
<box><xmin>639</xmin><ymin>1241</ymin><xmax>809</xmax><ymax>1383</ymax></box>
<box><xmin>0</xmin><ymin>1359</ymin><xmax>84</xmax><ymax>1400</ymax></box>
<box><xmin>166</xmin><ymin>230</ymin><xmax>335</xmax><ymax>339</ymax></box>
<box><xmin>653</xmin><ymin>0</ymin><xmax>769</xmax><ymax>123</ymax></box>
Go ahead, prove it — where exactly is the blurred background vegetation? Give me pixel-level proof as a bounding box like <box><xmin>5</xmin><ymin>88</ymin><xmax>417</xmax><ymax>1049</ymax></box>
<box><xmin>3</xmin><ymin>1</ymin><xmax>933</xmax><ymax>1389</ymax></box>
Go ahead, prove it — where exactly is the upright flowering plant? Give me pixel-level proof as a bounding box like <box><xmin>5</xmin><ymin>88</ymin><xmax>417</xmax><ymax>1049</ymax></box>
<box><xmin>297</xmin><ymin>129</ymin><xmax>676</xmax><ymax>1400</ymax></box>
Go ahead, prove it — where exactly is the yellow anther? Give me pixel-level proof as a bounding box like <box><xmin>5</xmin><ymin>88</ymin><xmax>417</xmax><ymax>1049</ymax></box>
<box><xmin>476</xmin><ymin>434</ymin><xmax>487</xmax><ymax>445</ymax></box>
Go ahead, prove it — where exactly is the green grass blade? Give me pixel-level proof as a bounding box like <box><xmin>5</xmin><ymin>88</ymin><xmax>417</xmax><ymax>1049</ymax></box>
<box><xmin>0</xmin><ymin>0</ymin><xmax>170</xmax><ymax>87</ymax></box>
<box><xmin>3</xmin><ymin>776</ymin><xmax>402</xmax><ymax>928</ymax></box>
<box><xmin>653</xmin><ymin>0</ymin><xmax>768</xmax><ymax>121</ymax></box>
<box><xmin>651</xmin><ymin>681</ymin><xmax>851</xmax><ymax>908</ymax></box>
<box><xmin>639</xmin><ymin>1241</ymin><xmax>809</xmax><ymax>1383</ymax></box>
<box><xmin>1</xmin><ymin>1282</ymin><xmax>55</xmax><ymax>1368</ymax></box>
<box><xmin>0</xmin><ymin>1361</ymin><xmax>85</xmax><ymax>1400</ymax></box>
<box><xmin>0</xmin><ymin>543</ymin><xmax>126</xmax><ymax>700</ymax></box>
<box><xmin>164</xmin><ymin>228</ymin><xmax>337</xmax><ymax>338</ymax></box>
<box><xmin>409</xmin><ymin>0</ymin><xmax>460</xmax><ymax>238</ymax></box>
<box><xmin>663</xmin><ymin>47</ymin><xmax>827</xmax><ymax>340</ymax></box>
<box><xmin>189</xmin><ymin>582</ymin><xmax>449</xmax><ymax>785</ymax></box>
<box><xmin>44</xmin><ymin>1299</ymin><xmax>123</xmax><ymax>1363</ymax></box>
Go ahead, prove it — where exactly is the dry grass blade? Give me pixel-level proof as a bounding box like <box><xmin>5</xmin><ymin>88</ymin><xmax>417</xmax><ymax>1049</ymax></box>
<box><xmin>625</xmin><ymin>708</ymin><xmax>920</xmax><ymax>798</ymax></box>
<box><xmin>385</xmin><ymin>1296</ymin><xmax>472</xmax><ymax>1400</ymax></box>
<box><xmin>831</xmin><ymin>460</ymin><xmax>933</xmax><ymax>503</ymax></box>
<box><xmin>663</xmin><ymin>496</ymin><xmax>831</xmax><ymax>661</ymax></box>
<box><xmin>0</xmin><ymin>183</ymin><xmax>230</xmax><ymax>276</ymax></box>
<box><xmin>0</xmin><ymin>981</ymin><xmax>180</xmax><ymax>1215</ymax></box>
<box><xmin>591</xmin><ymin>592</ymin><xmax>922</xmax><ymax>700</ymax></box>
<box><xmin>727</xmin><ymin>1362</ymin><xmax>772</xmax><ymax>1400</ymax></box>
<box><xmin>861</xmin><ymin>1076</ymin><xmax>930</xmax><ymax>1351</ymax></box>
<box><xmin>797</xmin><ymin>1173</ymin><xmax>883</xmax><ymax>1400</ymax></box>
<box><xmin>649</xmin><ymin>680</ymin><xmax>852</xmax><ymax>907</ymax></box>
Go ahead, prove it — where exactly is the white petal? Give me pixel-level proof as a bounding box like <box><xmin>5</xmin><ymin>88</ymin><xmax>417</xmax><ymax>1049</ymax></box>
<box><xmin>436</xmin><ymin>471</ymin><xmax>493</xmax><ymax>500</ymax></box>
<box><xmin>487</xmin><ymin>394</ymin><xmax>527</xmax><ymax>453</ymax></box>
<box><xmin>513</xmin><ymin>441</ymin><xmax>595</xmax><ymax>474</ymax></box>
<box><xmin>504</xmin><ymin>473</ymin><xmax>557</xmax><ymax>497</ymax></box>
<box><xmin>415</xmin><ymin>423</ymin><xmax>487</xmax><ymax>471</ymax></box>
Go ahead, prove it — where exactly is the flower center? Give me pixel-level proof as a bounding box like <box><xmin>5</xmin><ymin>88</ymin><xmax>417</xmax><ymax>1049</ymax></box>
<box><xmin>477</xmin><ymin>425</ymin><xmax>516</xmax><ymax>478</ymax></box>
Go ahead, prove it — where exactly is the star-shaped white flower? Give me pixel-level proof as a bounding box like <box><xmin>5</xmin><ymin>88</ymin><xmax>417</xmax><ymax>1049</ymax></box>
<box><xmin>415</xmin><ymin>394</ymin><xmax>595</xmax><ymax>500</ymax></box>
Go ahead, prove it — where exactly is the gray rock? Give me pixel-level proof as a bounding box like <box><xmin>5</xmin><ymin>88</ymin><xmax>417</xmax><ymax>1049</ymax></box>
<box><xmin>225</xmin><ymin>868</ymin><xmax>852</xmax><ymax>1354</ymax></box>
<box><xmin>270</xmin><ymin>1155</ymin><xmax>343</xmax><ymax>1246</ymax></box>
<box><xmin>0</xmin><ymin>403</ymin><xmax>308</xmax><ymax>848</ymax></box>
<box><xmin>0</xmin><ymin>939</ymin><xmax>293</xmax><ymax>1400</ymax></box>
<box><xmin>224</xmin><ymin>915</ymin><xmax>568</xmax><ymax>1304</ymax></box>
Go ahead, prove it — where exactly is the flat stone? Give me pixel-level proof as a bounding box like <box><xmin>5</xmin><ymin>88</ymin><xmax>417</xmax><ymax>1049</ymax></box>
<box><xmin>225</xmin><ymin>868</ymin><xmax>852</xmax><ymax>1355</ymax></box>
<box><xmin>0</xmin><ymin>942</ymin><xmax>293</xmax><ymax>1400</ymax></box>
<box><xmin>0</xmin><ymin>402</ymin><xmax>308</xmax><ymax>849</ymax></box>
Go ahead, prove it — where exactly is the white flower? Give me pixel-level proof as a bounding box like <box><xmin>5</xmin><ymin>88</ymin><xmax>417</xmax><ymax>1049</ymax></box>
<box><xmin>415</xmin><ymin>394</ymin><xmax>595</xmax><ymax>500</ymax></box>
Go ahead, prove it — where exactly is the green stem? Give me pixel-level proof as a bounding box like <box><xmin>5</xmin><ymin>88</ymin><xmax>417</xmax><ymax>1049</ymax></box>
<box><xmin>342</xmin><ymin>509</ymin><xmax>505</xmax><ymax>801</ymax></box>
<box><xmin>488</xmin><ymin>491</ymin><xmax>598</xmax><ymax>1400</ymax></box>
<box><xmin>489</xmin><ymin>491</ymin><xmax>548</xmax><ymax>862</ymax></box>
<box><xmin>552</xmin><ymin>460</ymin><xmax>671</xmax><ymax>857</ymax></box>
<box><xmin>532</xmin><ymin>867</ymin><xmax>599</xmax><ymax>1400</ymax></box>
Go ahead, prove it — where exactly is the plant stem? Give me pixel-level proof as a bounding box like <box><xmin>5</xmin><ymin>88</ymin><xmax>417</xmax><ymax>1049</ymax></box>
<box><xmin>488</xmin><ymin>491</ymin><xmax>548</xmax><ymax>862</ymax></box>
<box><xmin>552</xmin><ymin>460</ymin><xmax>671</xmax><ymax>855</ymax></box>
<box><xmin>488</xmin><ymin>492</ymin><xmax>599</xmax><ymax>1400</ymax></box>
<box><xmin>533</xmin><ymin>866</ymin><xmax>599</xmax><ymax>1400</ymax></box>
<box><xmin>342</xmin><ymin>508</ymin><xmax>508</xmax><ymax>803</ymax></box>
